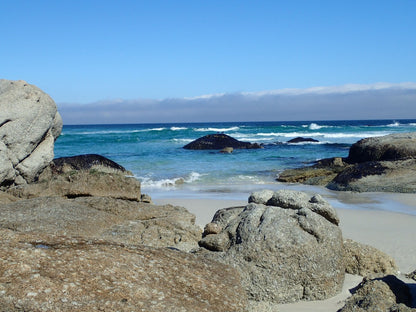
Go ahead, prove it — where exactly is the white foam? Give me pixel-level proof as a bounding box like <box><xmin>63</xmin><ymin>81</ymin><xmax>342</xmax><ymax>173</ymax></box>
<box><xmin>287</xmin><ymin>141</ymin><xmax>325</xmax><ymax>145</ymax></box>
<box><xmin>138</xmin><ymin>172</ymin><xmax>204</xmax><ymax>189</ymax></box>
<box><xmin>309</xmin><ymin>123</ymin><xmax>322</xmax><ymax>130</ymax></box>
<box><xmin>387</xmin><ymin>121</ymin><xmax>400</xmax><ymax>127</ymax></box>
<box><xmin>170</xmin><ymin>127</ymin><xmax>187</xmax><ymax>131</ymax></box>
<box><xmin>309</xmin><ymin>123</ymin><xmax>334</xmax><ymax>130</ymax></box>
<box><xmin>173</xmin><ymin>138</ymin><xmax>193</xmax><ymax>143</ymax></box>
<box><xmin>256</xmin><ymin>132</ymin><xmax>282</xmax><ymax>136</ymax></box>
<box><xmin>321</xmin><ymin>132</ymin><xmax>389</xmax><ymax>139</ymax></box>
<box><xmin>236</xmin><ymin>130</ymin><xmax>392</xmax><ymax>143</ymax></box>
<box><xmin>254</xmin><ymin>131</ymin><xmax>391</xmax><ymax>140</ymax></box>
<box><xmin>194</xmin><ymin>126</ymin><xmax>240</xmax><ymax>132</ymax></box>
<box><xmin>231</xmin><ymin>175</ymin><xmax>267</xmax><ymax>184</ymax></box>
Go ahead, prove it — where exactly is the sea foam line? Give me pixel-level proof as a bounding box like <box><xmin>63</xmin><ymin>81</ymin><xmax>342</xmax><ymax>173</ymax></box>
<box><xmin>194</xmin><ymin>126</ymin><xmax>240</xmax><ymax>132</ymax></box>
<box><xmin>387</xmin><ymin>121</ymin><xmax>400</xmax><ymax>127</ymax></box>
<box><xmin>254</xmin><ymin>131</ymin><xmax>391</xmax><ymax>139</ymax></box>
<box><xmin>172</xmin><ymin>138</ymin><xmax>193</xmax><ymax>143</ymax></box>
<box><xmin>302</xmin><ymin>123</ymin><xmax>335</xmax><ymax>130</ymax></box>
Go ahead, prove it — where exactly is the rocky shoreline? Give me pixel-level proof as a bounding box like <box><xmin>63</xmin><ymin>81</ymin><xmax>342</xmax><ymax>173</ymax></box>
<box><xmin>1</xmin><ymin>79</ymin><xmax>416</xmax><ymax>311</ymax></box>
<box><xmin>278</xmin><ymin>132</ymin><xmax>416</xmax><ymax>193</ymax></box>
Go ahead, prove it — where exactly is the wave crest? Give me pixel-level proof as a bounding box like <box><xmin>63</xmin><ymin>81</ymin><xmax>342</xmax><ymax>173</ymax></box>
<box><xmin>194</xmin><ymin>126</ymin><xmax>240</xmax><ymax>132</ymax></box>
<box><xmin>138</xmin><ymin>172</ymin><xmax>203</xmax><ymax>189</ymax></box>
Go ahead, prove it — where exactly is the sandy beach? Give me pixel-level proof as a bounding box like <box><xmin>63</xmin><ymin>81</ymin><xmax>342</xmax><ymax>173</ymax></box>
<box><xmin>155</xmin><ymin>191</ymin><xmax>416</xmax><ymax>311</ymax></box>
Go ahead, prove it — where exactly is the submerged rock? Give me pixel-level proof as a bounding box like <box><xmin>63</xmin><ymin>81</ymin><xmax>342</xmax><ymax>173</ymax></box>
<box><xmin>0</xmin><ymin>79</ymin><xmax>62</xmax><ymax>188</ymax></box>
<box><xmin>183</xmin><ymin>133</ymin><xmax>262</xmax><ymax>150</ymax></box>
<box><xmin>198</xmin><ymin>190</ymin><xmax>345</xmax><ymax>304</ymax></box>
<box><xmin>287</xmin><ymin>137</ymin><xmax>319</xmax><ymax>143</ymax></box>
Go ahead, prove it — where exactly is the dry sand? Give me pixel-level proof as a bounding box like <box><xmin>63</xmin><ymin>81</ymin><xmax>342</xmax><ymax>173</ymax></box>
<box><xmin>155</xmin><ymin>193</ymin><xmax>416</xmax><ymax>311</ymax></box>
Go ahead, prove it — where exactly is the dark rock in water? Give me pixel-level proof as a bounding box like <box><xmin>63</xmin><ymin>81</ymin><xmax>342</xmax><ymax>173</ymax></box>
<box><xmin>287</xmin><ymin>137</ymin><xmax>319</xmax><ymax>143</ymax></box>
<box><xmin>348</xmin><ymin>132</ymin><xmax>416</xmax><ymax>163</ymax></box>
<box><xmin>52</xmin><ymin>154</ymin><xmax>127</xmax><ymax>173</ymax></box>
<box><xmin>278</xmin><ymin>132</ymin><xmax>416</xmax><ymax>193</ymax></box>
<box><xmin>183</xmin><ymin>133</ymin><xmax>262</xmax><ymax>150</ymax></box>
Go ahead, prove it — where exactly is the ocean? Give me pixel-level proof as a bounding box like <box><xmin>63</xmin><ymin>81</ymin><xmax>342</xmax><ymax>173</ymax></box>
<box><xmin>55</xmin><ymin>119</ymin><xmax>416</xmax><ymax>214</ymax></box>
<box><xmin>54</xmin><ymin>119</ymin><xmax>416</xmax><ymax>214</ymax></box>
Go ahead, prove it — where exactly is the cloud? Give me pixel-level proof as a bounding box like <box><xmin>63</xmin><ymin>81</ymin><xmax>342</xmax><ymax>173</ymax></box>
<box><xmin>57</xmin><ymin>82</ymin><xmax>416</xmax><ymax>124</ymax></box>
<box><xmin>242</xmin><ymin>82</ymin><xmax>416</xmax><ymax>96</ymax></box>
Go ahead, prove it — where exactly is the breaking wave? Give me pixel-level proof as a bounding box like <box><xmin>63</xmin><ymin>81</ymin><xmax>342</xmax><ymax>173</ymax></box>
<box><xmin>194</xmin><ymin>126</ymin><xmax>240</xmax><ymax>132</ymax></box>
<box><xmin>138</xmin><ymin>172</ymin><xmax>203</xmax><ymax>189</ymax></box>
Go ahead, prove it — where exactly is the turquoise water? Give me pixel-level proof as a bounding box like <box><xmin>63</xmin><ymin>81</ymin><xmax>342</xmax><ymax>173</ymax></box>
<box><xmin>54</xmin><ymin>119</ymin><xmax>416</xmax><ymax>198</ymax></box>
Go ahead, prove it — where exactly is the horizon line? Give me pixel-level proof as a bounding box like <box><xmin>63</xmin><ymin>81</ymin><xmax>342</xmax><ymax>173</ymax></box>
<box><xmin>61</xmin><ymin>117</ymin><xmax>414</xmax><ymax>127</ymax></box>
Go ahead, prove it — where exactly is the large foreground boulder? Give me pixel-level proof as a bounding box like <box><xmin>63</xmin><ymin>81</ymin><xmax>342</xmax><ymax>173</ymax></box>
<box><xmin>198</xmin><ymin>190</ymin><xmax>345</xmax><ymax>304</ymax></box>
<box><xmin>3</xmin><ymin>158</ymin><xmax>201</xmax><ymax>251</ymax></box>
<box><xmin>1</xmin><ymin>195</ymin><xmax>201</xmax><ymax>253</ymax></box>
<box><xmin>0</xmin><ymin>229</ymin><xmax>247</xmax><ymax>312</ymax></box>
<box><xmin>183</xmin><ymin>133</ymin><xmax>262</xmax><ymax>150</ymax></box>
<box><xmin>0</xmin><ymin>153</ymin><xmax>249</xmax><ymax>310</ymax></box>
<box><xmin>0</xmin><ymin>79</ymin><xmax>62</xmax><ymax>187</ymax></box>
<box><xmin>0</xmin><ymin>159</ymin><xmax>249</xmax><ymax>310</ymax></box>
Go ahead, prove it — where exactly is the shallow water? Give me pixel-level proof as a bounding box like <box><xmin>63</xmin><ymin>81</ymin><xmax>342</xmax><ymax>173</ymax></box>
<box><xmin>150</xmin><ymin>182</ymin><xmax>416</xmax><ymax>217</ymax></box>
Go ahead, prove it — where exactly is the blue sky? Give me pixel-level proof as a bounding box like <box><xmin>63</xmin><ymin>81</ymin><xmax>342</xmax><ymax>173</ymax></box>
<box><xmin>1</xmin><ymin>1</ymin><xmax>416</xmax><ymax>123</ymax></box>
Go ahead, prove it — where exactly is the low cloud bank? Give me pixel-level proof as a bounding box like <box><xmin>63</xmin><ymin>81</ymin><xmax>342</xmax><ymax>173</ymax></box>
<box><xmin>57</xmin><ymin>82</ymin><xmax>416</xmax><ymax>124</ymax></box>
